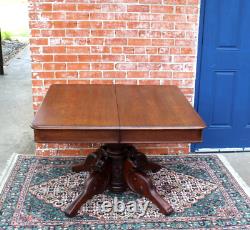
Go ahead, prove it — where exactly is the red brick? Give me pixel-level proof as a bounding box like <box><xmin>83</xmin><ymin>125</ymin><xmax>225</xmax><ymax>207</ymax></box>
<box><xmin>44</xmin><ymin>80</ymin><xmax>67</xmax><ymax>87</ymax></box>
<box><xmin>43</xmin><ymin>63</ymin><xmax>66</xmax><ymax>70</ymax></box>
<box><xmin>127</xmin><ymin>22</ymin><xmax>150</xmax><ymax>29</ymax></box>
<box><xmin>139</xmin><ymin>0</ymin><xmax>162</xmax><ymax>4</ymax></box>
<box><xmin>43</xmin><ymin>46</ymin><xmax>66</xmax><ymax>53</ymax></box>
<box><xmin>77</xmin><ymin>4</ymin><xmax>101</xmax><ymax>11</ymax></box>
<box><xmin>115</xmin><ymin>79</ymin><xmax>137</xmax><ymax>85</ymax></box>
<box><xmin>32</xmin><ymin>72</ymin><xmax>54</xmax><ymax>79</ymax></box>
<box><xmin>102</xmin><ymin>55</ymin><xmax>125</xmax><ymax>62</ymax></box>
<box><xmin>53</xmin><ymin>4</ymin><xmax>76</xmax><ymax>11</ymax></box>
<box><xmin>78</xmin><ymin>21</ymin><xmax>102</xmax><ymax>29</ymax></box>
<box><xmin>30</xmin><ymin>38</ymin><xmax>48</xmax><ymax>46</ymax></box>
<box><xmin>127</xmin><ymin>5</ymin><xmax>149</xmax><ymax>12</ymax></box>
<box><xmin>115</xmin><ymin>13</ymin><xmax>138</xmax><ymax>21</ymax></box>
<box><xmin>150</xmin><ymin>55</ymin><xmax>172</xmax><ymax>62</ymax></box>
<box><xmin>137</xmin><ymin>63</ymin><xmax>161</xmax><ymax>70</ymax></box>
<box><xmin>173</xmin><ymin>72</ymin><xmax>194</xmax><ymax>78</ymax></box>
<box><xmin>55</xmin><ymin>72</ymin><xmax>78</xmax><ymax>78</ymax></box>
<box><xmin>103</xmin><ymin>21</ymin><xmax>126</xmax><ymax>29</ymax></box>
<box><xmin>29</xmin><ymin>3</ymin><xmax>52</xmax><ymax>11</ymax></box>
<box><xmin>151</xmin><ymin>22</ymin><xmax>174</xmax><ymax>30</ymax></box>
<box><xmin>32</xmin><ymin>63</ymin><xmax>43</xmax><ymax>71</ymax></box>
<box><xmin>41</xmin><ymin>30</ymin><xmax>65</xmax><ymax>37</ymax></box>
<box><xmin>126</xmin><ymin>55</ymin><xmax>148</xmax><ymax>62</ymax></box>
<box><xmin>68</xmin><ymin>80</ymin><xmax>90</xmax><ymax>84</ymax></box>
<box><xmin>66</xmin><ymin>12</ymin><xmax>89</xmax><ymax>20</ymax></box>
<box><xmin>92</xmin><ymin>63</ymin><xmax>114</xmax><ymax>70</ymax></box>
<box><xmin>105</xmin><ymin>38</ymin><xmax>127</xmax><ymax>45</ymax></box>
<box><xmin>78</xmin><ymin>55</ymin><xmax>102</xmax><ymax>62</ymax></box>
<box><xmin>151</xmin><ymin>6</ymin><xmax>174</xmax><ymax>13</ymax></box>
<box><xmin>128</xmin><ymin>39</ymin><xmax>151</xmax><ymax>46</ymax></box>
<box><xmin>52</xmin><ymin>21</ymin><xmax>77</xmax><ymax>29</ymax></box>
<box><xmin>66</xmin><ymin>46</ymin><xmax>90</xmax><ymax>54</ymax></box>
<box><xmin>103</xmin><ymin>71</ymin><xmax>126</xmax><ymax>78</ymax></box>
<box><xmin>32</xmin><ymin>55</ymin><xmax>53</xmax><ymax>62</ymax></box>
<box><xmin>112</xmin><ymin>47</ymin><xmax>123</xmax><ymax>53</ymax></box>
<box><xmin>91</xmin><ymin>30</ymin><xmax>114</xmax><ymax>37</ymax></box>
<box><xmin>91</xmin><ymin>79</ymin><xmax>113</xmax><ymax>84</ymax></box>
<box><xmin>127</xmin><ymin>71</ymin><xmax>149</xmax><ymax>78</ymax></box>
<box><xmin>67</xmin><ymin>63</ymin><xmax>90</xmax><ymax>70</ymax></box>
<box><xmin>41</xmin><ymin>12</ymin><xmax>66</xmax><ymax>20</ymax></box>
<box><xmin>150</xmin><ymin>71</ymin><xmax>172</xmax><ymax>78</ymax></box>
<box><xmin>102</xmin><ymin>4</ymin><xmax>126</xmax><ymax>12</ymax></box>
<box><xmin>90</xmin><ymin>13</ymin><xmax>115</xmax><ymax>20</ymax></box>
<box><xmin>152</xmin><ymin>39</ymin><xmax>174</xmax><ymax>46</ymax></box>
<box><xmin>139</xmin><ymin>80</ymin><xmax>160</xmax><ymax>85</ymax></box>
<box><xmin>174</xmin><ymin>56</ymin><xmax>195</xmax><ymax>63</ymax></box>
<box><xmin>91</xmin><ymin>46</ymin><xmax>110</xmax><ymax>53</ymax></box>
<box><xmin>54</xmin><ymin>55</ymin><xmax>77</xmax><ymax>62</ymax></box>
<box><xmin>79</xmin><ymin>71</ymin><xmax>102</xmax><ymax>78</ymax></box>
<box><xmin>115</xmin><ymin>63</ymin><xmax>137</xmax><ymax>70</ymax></box>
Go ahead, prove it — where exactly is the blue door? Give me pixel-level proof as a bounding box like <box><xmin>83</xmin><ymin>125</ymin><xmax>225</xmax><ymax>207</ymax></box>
<box><xmin>194</xmin><ymin>0</ymin><xmax>250</xmax><ymax>150</ymax></box>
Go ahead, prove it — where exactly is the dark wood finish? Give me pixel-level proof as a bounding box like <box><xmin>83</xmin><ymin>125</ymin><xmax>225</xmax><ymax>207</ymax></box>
<box><xmin>66</xmin><ymin>144</ymin><xmax>173</xmax><ymax>217</ymax></box>
<box><xmin>116</xmin><ymin>85</ymin><xmax>205</xmax><ymax>129</ymax></box>
<box><xmin>65</xmin><ymin>169</ymin><xmax>111</xmax><ymax>217</ymax></box>
<box><xmin>32</xmin><ymin>84</ymin><xmax>205</xmax><ymax>143</ymax></box>
<box><xmin>106</xmin><ymin>145</ymin><xmax>127</xmax><ymax>193</ymax></box>
<box><xmin>32</xmin><ymin>84</ymin><xmax>119</xmax><ymax>130</ymax></box>
<box><xmin>31</xmin><ymin>84</ymin><xmax>206</xmax><ymax>217</ymax></box>
<box><xmin>120</xmin><ymin>129</ymin><xmax>203</xmax><ymax>143</ymax></box>
<box><xmin>124</xmin><ymin>159</ymin><xmax>173</xmax><ymax>215</ymax></box>
<box><xmin>34</xmin><ymin>129</ymin><xmax>119</xmax><ymax>143</ymax></box>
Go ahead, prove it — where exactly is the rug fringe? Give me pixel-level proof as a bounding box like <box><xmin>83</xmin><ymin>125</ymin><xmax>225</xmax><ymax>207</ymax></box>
<box><xmin>218</xmin><ymin>154</ymin><xmax>250</xmax><ymax>197</ymax></box>
<box><xmin>0</xmin><ymin>153</ymin><xmax>19</xmax><ymax>193</ymax></box>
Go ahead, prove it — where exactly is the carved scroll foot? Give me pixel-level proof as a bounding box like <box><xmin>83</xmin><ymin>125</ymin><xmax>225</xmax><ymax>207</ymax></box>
<box><xmin>124</xmin><ymin>159</ymin><xmax>173</xmax><ymax>215</ymax></box>
<box><xmin>72</xmin><ymin>148</ymin><xmax>107</xmax><ymax>173</ymax></box>
<box><xmin>126</xmin><ymin>146</ymin><xmax>162</xmax><ymax>173</ymax></box>
<box><xmin>64</xmin><ymin>169</ymin><xmax>110</xmax><ymax>217</ymax></box>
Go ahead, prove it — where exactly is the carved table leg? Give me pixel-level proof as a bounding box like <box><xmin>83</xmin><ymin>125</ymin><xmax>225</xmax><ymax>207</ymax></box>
<box><xmin>65</xmin><ymin>165</ymin><xmax>111</xmax><ymax>217</ymax></box>
<box><xmin>124</xmin><ymin>159</ymin><xmax>174</xmax><ymax>215</ymax></box>
<box><xmin>126</xmin><ymin>146</ymin><xmax>162</xmax><ymax>173</ymax></box>
<box><xmin>66</xmin><ymin>144</ymin><xmax>174</xmax><ymax>217</ymax></box>
<box><xmin>72</xmin><ymin>148</ymin><xmax>107</xmax><ymax>173</ymax></box>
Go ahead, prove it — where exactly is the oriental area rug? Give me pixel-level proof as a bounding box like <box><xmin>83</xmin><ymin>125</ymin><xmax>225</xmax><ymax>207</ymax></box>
<box><xmin>0</xmin><ymin>155</ymin><xmax>249</xmax><ymax>229</ymax></box>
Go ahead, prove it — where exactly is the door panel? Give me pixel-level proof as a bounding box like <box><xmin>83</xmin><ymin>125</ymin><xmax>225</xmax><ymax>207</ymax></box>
<box><xmin>194</xmin><ymin>0</ymin><xmax>250</xmax><ymax>150</ymax></box>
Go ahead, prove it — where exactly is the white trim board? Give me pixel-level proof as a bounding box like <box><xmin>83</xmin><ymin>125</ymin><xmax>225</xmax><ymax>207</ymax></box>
<box><xmin>195</xmin><ymin>147</ymin><xmax>250</xmax><ymax>153</ymax></box>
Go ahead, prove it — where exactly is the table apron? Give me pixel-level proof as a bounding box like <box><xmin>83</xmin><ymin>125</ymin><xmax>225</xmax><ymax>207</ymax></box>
<box><xmin>34</xmin><ymin>129</ymin><xmax>120</xmax><ymax>143</ymax></box>
<box><xmin>34</xmin><ymin>129</ymin><xmax>202</xmax><ymax>144</ymax></box>
<box><xmin>119</xmin><ymin>129</ymin><xmax>202</xmax><ymax>143</ymax></box>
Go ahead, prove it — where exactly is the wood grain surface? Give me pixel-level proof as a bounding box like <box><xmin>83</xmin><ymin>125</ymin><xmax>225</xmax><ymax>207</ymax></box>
<box><xmin>32</xmin><ymin>84</ymin><xmax>206</xmax><ymax>143</ymax></box>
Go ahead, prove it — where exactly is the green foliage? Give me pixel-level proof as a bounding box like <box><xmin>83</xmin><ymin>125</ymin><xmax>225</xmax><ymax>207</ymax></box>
<box><xmin>1</xmin><ymin>31</ymin><xmax>12</xmax><ymax>41</ymax></box>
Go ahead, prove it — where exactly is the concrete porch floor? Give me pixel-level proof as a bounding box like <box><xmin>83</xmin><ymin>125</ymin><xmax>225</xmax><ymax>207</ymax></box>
<box><xmin>0</xmin><ymin>47</ymin><xmax>249</xmax><ymax>192</ymax></box>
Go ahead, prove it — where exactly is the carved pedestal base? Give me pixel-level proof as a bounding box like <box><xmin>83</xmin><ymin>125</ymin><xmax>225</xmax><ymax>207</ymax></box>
<box><xmin>64</xmin><ymin>144</ymin><xmax>174</xmax><ymax>217</ymax></box>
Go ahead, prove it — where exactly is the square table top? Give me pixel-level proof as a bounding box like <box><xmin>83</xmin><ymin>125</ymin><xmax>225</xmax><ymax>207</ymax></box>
<box><xmin>32</xmin><ymin>84</ymin><xmax>206</xmax><ymax>144</ymax></box>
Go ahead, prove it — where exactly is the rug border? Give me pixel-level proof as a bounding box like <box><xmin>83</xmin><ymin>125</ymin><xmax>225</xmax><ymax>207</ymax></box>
<box><xmin>0</xmin><ymin>153</ymin><xmax>19</xmax><ymax>193</ymax></box>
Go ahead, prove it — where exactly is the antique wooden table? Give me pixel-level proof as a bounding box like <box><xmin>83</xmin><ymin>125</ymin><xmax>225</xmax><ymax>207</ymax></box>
<box><xmin>32</xmin><ymin>84</ymin><xmax>205</xmax><ymax>217</ymax></box>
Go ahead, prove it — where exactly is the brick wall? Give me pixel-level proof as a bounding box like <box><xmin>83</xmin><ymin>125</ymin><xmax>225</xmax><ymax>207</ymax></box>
<box><xmin>28</xmin><ymin>0</ymin><xmax>200</xmax><ymax>156</ymax></box>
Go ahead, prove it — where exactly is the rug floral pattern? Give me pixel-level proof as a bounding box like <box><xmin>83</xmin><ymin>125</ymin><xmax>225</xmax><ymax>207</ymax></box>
<box><xmin>0</xmin><ymin>155</ymin><xmax>249</xmax><ymax>229</ymax></box>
